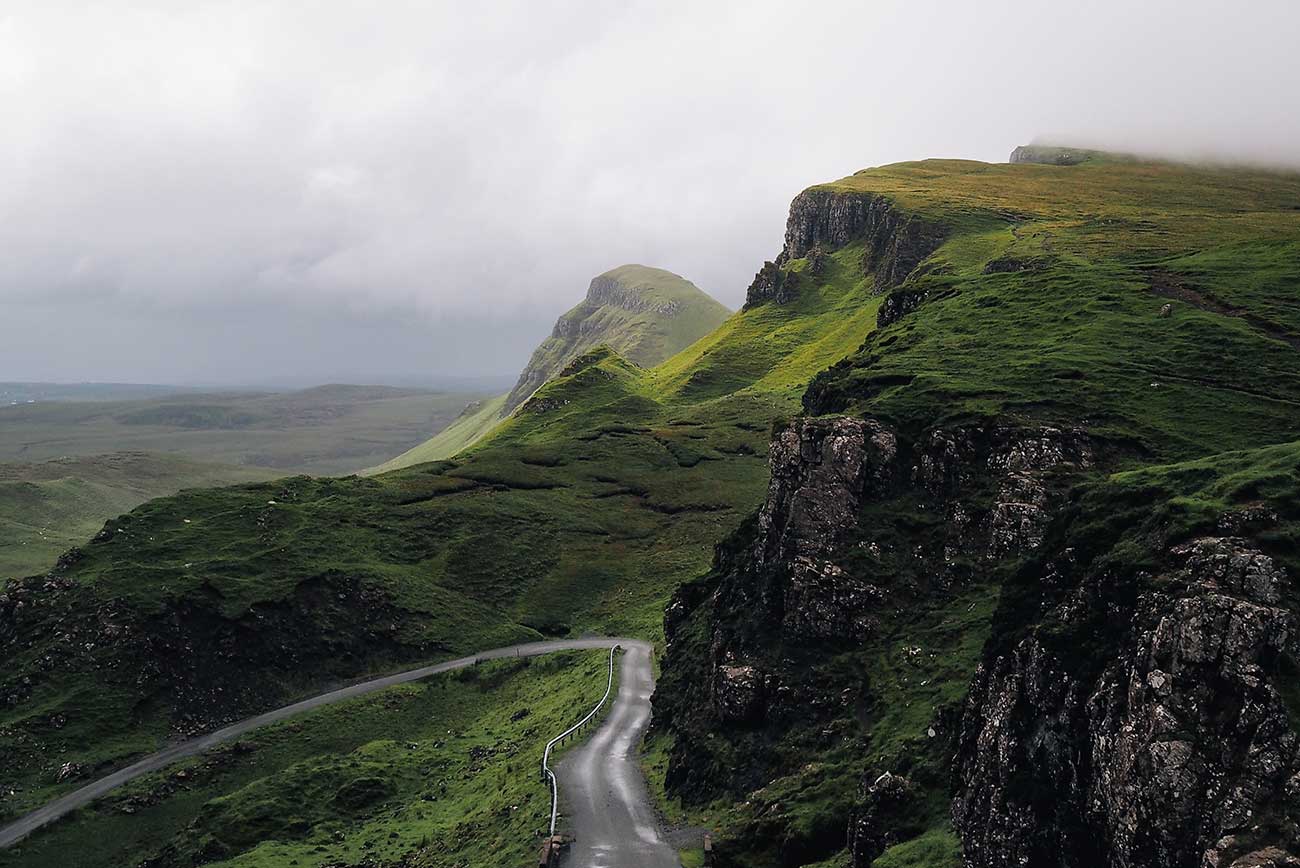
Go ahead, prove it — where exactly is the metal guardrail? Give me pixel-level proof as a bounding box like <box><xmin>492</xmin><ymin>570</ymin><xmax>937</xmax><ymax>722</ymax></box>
<box><xmin>540</xmin><ymin>644</ymin><xmax>620</xmax><ymax>836</ymax></box>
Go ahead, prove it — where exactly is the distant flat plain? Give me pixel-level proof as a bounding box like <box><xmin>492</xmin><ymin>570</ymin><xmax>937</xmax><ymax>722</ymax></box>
<box><xmin>0</xmin><ymin>383</ymin><xmax>485</xmax><ymax>577</ymax></box>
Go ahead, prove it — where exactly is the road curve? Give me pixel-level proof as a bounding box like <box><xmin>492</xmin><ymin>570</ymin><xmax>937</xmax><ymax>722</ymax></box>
<box><xmin>0</xmin><ymin>636</ymin><xmax>637</xmax><ymax>850</ymax></box>
<box><xmin>555</xmin><ymin>641</ymin><xmax>679</xmax><ymax>868</ymax></box>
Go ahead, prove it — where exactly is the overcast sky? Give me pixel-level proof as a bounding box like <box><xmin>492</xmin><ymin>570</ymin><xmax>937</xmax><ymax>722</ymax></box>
<box><xmin>3</xmin><ymin>1</ymin><xmax>1298</xmax><ymax>387</ymax></box>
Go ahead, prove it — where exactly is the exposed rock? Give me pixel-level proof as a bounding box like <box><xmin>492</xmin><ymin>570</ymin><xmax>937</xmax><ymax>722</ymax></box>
<box><xmin>56</xmin><ymin>761</ymin><xmax>85</xmax><ymax>782</ymax></box>
<box><xmin>782</xmin><ymin>557</ymin><xmax>884</xmax><ymax>642</ymax></box>
<box><xmin>913</xmin><ymin>425</ymin><xmax>1091</xmax><ymax>558</ymax></box>
<box><xmin>779</xmin><ymin>188</ymin><xmax>949</xmax><ymax>291</ymax></box>
<box><xmin>954</xmin><ymin>537</ymin><xmax>1300</xmax><ymax>868</ymax></box>
<box><xmin>849</xmin><ymin>772</ymin><xmax>917</xmax><ymax>867</ymax></box>
<box><xmin>757</xmin><ymin>416</ymin><xmax>898</xmax><ymax>568</ymax></box>
<box><xmin>983</xmin><ymin>255</ymin><xmax>1049</xmax><ymax>274</ymax></box>
<box><xmin>656</xmin><ymin>417</ymin><xmax>1092</xmax><ymax>821</ymax></box>
<box><xmin>1009</xmin><ymin>145</ymin><xmax>1096</xmax><ymax>166</ymax></box>
<box><xmin>745</xmin><ymin>260</ymin><xmax>802</xmax><ymax>307</ymax></box>
<box><xmin>877</xmin><ymin>289</ymin><xmax>929</xmax><ymax>328</ymax></box>
<box><xmin>806</xmin><ymin>246</ymin><xmax>831</xmax><ymax>280</ymax></box>
<box><xmin>714</xmin><ymin>657</ymin><xmax>765</xmax><ymax>723</ymax></box>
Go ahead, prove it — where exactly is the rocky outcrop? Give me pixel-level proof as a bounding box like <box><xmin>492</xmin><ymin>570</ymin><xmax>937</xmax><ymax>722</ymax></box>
<box><xmin>779</xmin><ymin>189</ymin><xmax>949</xmax><ymax>291</ymax></box>
<box><xmin>584</xmin><ymin>273</ymin><xmax>684</xmax><ymax>316</ymax></box>
<box><xmin>1009</xmin><ymin>145</ymin><xmax>1096</xmax><ymax>166</ymax></box>
<box><xmin>757</xmin><ymin>416</ymin><xmax>898</xmax><ymax>567</ymax></box>
<box><xmin>850</xmin><ymin>772</ymin><xmax>919</xmax><ymax>867</ymax></box>
<box><xmin>745</xmin><ymin>260</ymin><xmax>802</xmax><ymax>307</ymax></box>
<box><xmin>954</xmin><ymin>536</ymin><xmax>1300</xmax><ymax>868</ymax></box>
<box><xmin>877</xmin><ymin>289</ymin><xmax>929</xmax><ymax>328</ymax></box>
<box><xmin>656</xmin><ymin>417</ymin><xmax>1094</xmax><ymax>822</ymax></box>
<box><xmin>913</xmin><ymin>425</ymin><xmax>1092</xmax><ymax>559</ymax></box>
<box><xmin>745</xmin><ymin>189</ymin><xmax>948</xmax><ymax>307</ymax></box>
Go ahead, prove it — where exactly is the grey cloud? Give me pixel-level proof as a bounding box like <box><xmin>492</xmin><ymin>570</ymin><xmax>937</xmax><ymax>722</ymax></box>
<box><xmin>2</xmin><ymin>0</ymin><xmax>1298</xmax><ymax>384</ymax></box>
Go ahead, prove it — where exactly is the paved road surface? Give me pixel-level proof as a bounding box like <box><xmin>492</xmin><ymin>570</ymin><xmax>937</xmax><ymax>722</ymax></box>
<box><xmin>0</xmin><ymin>636</ymin><xmax>636</xmax><ymax>850</ymax></box>
<box><xmin>556</xmin><ymin>641</ymin><xmax>680</xmax><ymax>868</ymax></box>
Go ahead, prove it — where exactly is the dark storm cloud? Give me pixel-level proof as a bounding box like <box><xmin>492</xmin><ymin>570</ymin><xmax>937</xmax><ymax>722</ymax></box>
<box><xmin>3</xmin><ymin>0</ymin><xmax>1298</xmax><ymax>384</ymax></box>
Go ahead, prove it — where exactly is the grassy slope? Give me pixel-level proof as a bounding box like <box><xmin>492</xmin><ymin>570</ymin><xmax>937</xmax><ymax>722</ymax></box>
<box><xmin>0</xmin><ymin>453</ymin><xmax>277</xmax><ymax>578</ymax></box>
<box><xmin>371</xmin><ymin>394</ymin><xmax>508</xmax><ymax>472</ymax></box>
<box><xmin>0</xmin><ymin>651</ymin><xmax>616</xmax><ymax>868</ymax></box>
<box><xmin>806</xmin><ymin>157</ymin><xmax>1300</xmax><ymax>459</ymax></box>
<box><xmin>0</xmin><ymin>241</ymin><xmax>878</xmax><ymax>863</ymax></box>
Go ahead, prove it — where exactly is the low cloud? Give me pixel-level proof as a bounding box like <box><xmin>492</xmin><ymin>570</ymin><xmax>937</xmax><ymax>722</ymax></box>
<box><xmin>3</xmin><ymin>0</ymin><xmax>1298</xmax><ymax>383</ymax></box>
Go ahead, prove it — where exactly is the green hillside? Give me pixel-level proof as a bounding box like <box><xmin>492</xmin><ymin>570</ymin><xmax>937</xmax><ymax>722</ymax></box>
<box><xmin>371</xmin><ymin>394</ymin><xmax>507</xmax><ymax>472</ymax></box>
<box><xmin>376</xmin><ymin>264</ymin><xmax>731</xmax><ymax>472</ymax></box>
<box><xmin>0</xmin><ymin>453</ymin><xmax>276</xmax><ymax>578</ymax></box>
<box><xmin>5</xmin><ymin>151</ymin><xmax>1300</xmax><ymax>867</ymax></box>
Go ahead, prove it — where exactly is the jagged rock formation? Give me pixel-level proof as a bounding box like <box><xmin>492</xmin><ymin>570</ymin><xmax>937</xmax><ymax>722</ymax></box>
<box><xmin>501</xmin><ymin>264</ymin><xmax>729</xmax><ymax>414</ymax></box>
<box><xmin>655</xmin><ymin>416</ymin><xmax>1093</xmax><ymax>860</ymax></box>
<box><xmin>954</xmin><ymin>533</ymin><xmax>1300</xmax><ymax>868</ymax></box>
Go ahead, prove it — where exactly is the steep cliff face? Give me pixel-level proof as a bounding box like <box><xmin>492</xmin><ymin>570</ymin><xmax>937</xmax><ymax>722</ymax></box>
<box><xmin>658</xmin><ymin>417</ymin><xmax>1300</xmax><ymax>868</ymax></box>
<box><xmin>655</xmin><ymin>415</ymin><xmax>1093</xmax><ymax>864</ymax></box>
<box><xmin>745</xmin><ymin>189</ymin><xmax>948</xmax><ymax>307</ymax></box>
<box><xmin>502</xmin><ymin>264</ymin><xmax>730</xmax><ymax>413</ymax></box>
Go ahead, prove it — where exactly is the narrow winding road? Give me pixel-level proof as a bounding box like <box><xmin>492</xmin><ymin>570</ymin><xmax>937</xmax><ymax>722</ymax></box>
<box><xmin>555</xmin><ymin>641</ymin><xmax>680</xmax><ymax>868</ymax></box>
<box><xmin>0</xmin><ymin>636</ymin><xmax>658</xmax><ymax>851</ymax></box>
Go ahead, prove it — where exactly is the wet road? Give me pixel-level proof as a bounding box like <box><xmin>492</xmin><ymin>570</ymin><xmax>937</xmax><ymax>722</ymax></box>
<box><xmin>0</xmin><ymin>636</ymin><xmax>636</xmax><ymax>850</ymax></box>
<box><xmin>555</xmin><ymin>641</ymin><xmax>679</xmax><ymax>868</ymax></box>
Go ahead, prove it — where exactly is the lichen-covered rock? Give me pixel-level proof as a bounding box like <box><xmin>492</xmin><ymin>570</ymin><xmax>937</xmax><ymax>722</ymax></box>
<box><xmin>714</xmin><ymin>656</ymin><xmax>766</xmax><ymax>723</ymax></box>
<box><xmin>954</xmin><ymin>537</ymin><xmax>1300</xmax><ymax>868</ymax></box>
<box><xmin>849</xmin><ymin>772</ymin><xmax>917</xmax><ymax>867</ymax></box>
<box><xmin>758</xmin><ymin>416</ymin><xmax>898</xmax><ymax>568</ymax></box>
<box><xmin>912</xmin><ymin>425</ymin><xmax>1091</xmax><ymax>558</ymax></box>
<box><xmin>783</xmin><ymin>557</ymin><xmax>884</xmax><ymax>641</ymax></box>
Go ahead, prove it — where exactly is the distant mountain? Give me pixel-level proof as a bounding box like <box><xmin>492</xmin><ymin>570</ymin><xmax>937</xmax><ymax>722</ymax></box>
<box><xmin>375</xmin><ymin>264</ymin><xmax>729</xmax><ymax>470</ymax></box>
<box><xmin>502</xmin><ymin>264</ymin><xmax>730</xmax><ymax>414</ymax></box>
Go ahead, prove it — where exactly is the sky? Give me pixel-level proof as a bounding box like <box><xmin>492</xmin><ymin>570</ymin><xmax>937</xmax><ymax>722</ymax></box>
<box><xmin>3</xmin><ymin>0</ymin><xmax>1299</xmax><ymax>387</ymax></box>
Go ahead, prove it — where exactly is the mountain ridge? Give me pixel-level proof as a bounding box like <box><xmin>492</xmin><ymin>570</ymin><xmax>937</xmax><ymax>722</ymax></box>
<box><xmin>374</xmin><ymin>263</ymin><xmax>730</xmax><ymax>471</ymax></box>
